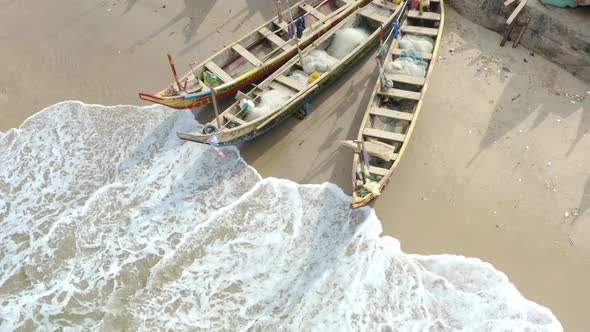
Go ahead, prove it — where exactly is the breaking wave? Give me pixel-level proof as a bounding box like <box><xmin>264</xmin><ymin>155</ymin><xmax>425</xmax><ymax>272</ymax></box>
<box><xmin>0</xmin><ymin>101</ymin><xmax>562</xmax><ymax>331</ymax></box>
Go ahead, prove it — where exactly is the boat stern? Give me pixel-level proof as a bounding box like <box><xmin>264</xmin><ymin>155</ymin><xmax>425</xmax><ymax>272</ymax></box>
<box><xmin>351</xmin><ymin>178</ymin><xmax>383</xmax><ymax>209</ymax></box>
<box><xmin>351</xmin><ymin>192</ymin><xmax>375</xmax><ymax>209</ymax></box>
<box><xmin>139</xmin><ymin>92</ymin><xmax>165</xmax><ymax>103</ymax></box>
<box><xmin>139</xmin><ymin>91</ymin><xmax>207</xmax><ymax>110</ymax></box>
<box><xmin>176</xmin><ymin>131</ymin><xmax>212</xmax><ymax>144</ymax></box>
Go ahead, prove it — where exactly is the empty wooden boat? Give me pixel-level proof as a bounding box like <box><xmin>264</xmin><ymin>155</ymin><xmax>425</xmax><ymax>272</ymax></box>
<box><xmin>347</xmin><ymin>0</ymin><xmax>445</xmax><ymax>208</ymax></box>
<box><xmin>139</xmin><ymin>0</ymin><xmax>370</xmax><ymax>110</ymax></box>
<box><xmin>178</xmin><ymin>1</ymin><xmax>403</xmax><ymax>146</ymax></box>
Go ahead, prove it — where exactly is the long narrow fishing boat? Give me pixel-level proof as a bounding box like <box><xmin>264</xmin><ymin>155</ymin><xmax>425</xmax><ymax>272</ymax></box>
<box><xmin>139</xmin><ymin>0</ymin><xmax>369</xmax><ymax>110</ymax></box>
<box><xmin>178</xmin><ymin>1</ymin><xmax>404</xmax><ymax>146</ymax></box>
<box><xmin>347</xmin><ymin>0</ymin><xmax>444</xmax><ymax>208</ymax></box>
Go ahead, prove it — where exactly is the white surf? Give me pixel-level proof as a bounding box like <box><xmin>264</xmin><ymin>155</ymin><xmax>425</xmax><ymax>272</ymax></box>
<box><xmin>0</xmin><ymin>102</ymin><xmax>562</xmax><ymax>331</ymax></box>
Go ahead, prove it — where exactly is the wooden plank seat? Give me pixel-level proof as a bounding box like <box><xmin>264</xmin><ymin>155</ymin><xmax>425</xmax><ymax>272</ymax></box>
<box><xmin>233</xmin><ymin>44</ymin><xmax>262</xmax><ymax>67</ymax></box>
<box><xmin>224</xmin><ymin>113</ymin><xmax>246</xmax><ymax>125</ymax></box>
<box><xmin>341</xmin><ymin>140</ymin><xmax>398</xmax><ymax>161</ymax></box>
<box><xmin>359</xmin><ymin>11</ymin><xmax>389</xmax><ymax>23</ymax></box>
<box><xmin>391</xmin><ymin>48</ymin><xmax>432</xmax><ymax>60</ymax></box>
<box><xmin>384</xmin><ymin>73</ymin><xmax>426</xmax><ymax>86</ymax></box>
<box><xmin>369</xmin><ymin>165</ymin><xmax>389</xmax><ymax>177</ymax></box>
<box><xmin>205</xmin><ymin>61</ymin><xmax>233</xmax><ymax>83</ymax></box>
<box><xmin>275</xmin><ymin>75</ymin><xmax>306</xmax><ymax>91</ymax></box>
<box><xmin>372</xmin><ymin>1</ymin><xmax>398</xmax><ymax>11</ymax></box>
<box><xmin>268</xmin><ymin>82</ymin><xmax>296</xmax><ymax>95</ymax></box>
<box><xmin>363</xmin><ymin>128</ymin><xmax>406</xmax><ymax>142</ymax></box>
<box><xmin>275</xmin><ymin>20</ymin><xmax>288</xmax><ymax>31</ymax></box>
<box><xmin>407</xmin><ymin>10</ymin><xmax>441</xmax><ymax>21</ymax></box>
<box><xmin>378</xmin><ymin>88</ymin><xmax>421</xmax><ymax>101</ymax></box>
<box><xmin>370</xmin><ymin>107</ymin><xmax>414</xmax><ymax>121</ymax></box>
<box><xmin>300</xmin><ymin>3</ymin><xmax>326</xmax><ymax>20</ymax></box>
<box><xmin>401</xmin><ymin>24</ymin><xmax>439</xmax><ymax>37</ymax></box>
<box><xmin>259</xmin><ymin>27</ymin><xmax>291</xmax><ymax>51</ymax></box>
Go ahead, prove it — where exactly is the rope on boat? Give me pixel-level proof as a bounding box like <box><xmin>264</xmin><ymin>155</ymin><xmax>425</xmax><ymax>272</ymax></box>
<box><xmin>376</xmin><ymin>1</ymin><xmax>409</xmax><ymax>88</ymax></box>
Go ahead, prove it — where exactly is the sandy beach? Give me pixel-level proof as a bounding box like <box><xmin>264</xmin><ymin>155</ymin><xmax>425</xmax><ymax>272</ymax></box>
<box><xmin>1</xmin><ymin>1</ymin><xmax>588</xmax><ymax>330</ymax></box>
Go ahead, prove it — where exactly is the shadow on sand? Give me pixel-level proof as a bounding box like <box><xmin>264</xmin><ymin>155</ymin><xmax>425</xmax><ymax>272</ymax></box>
<box><xmin>572</xmin><ymin>175</ymin><xmax>590</xmax><ymax>223</ymax></box>
<box><xmin>123</xmin><ymin>0</ymin><xmax>137</xmax><ymax>14</ymax></box>
<box><xmin>178</xmin><ymin>0</ymin><xmax>270</xmax><ymax>56</ymax></box>
<box><xmin>127</xmin><ymin>0</ymin><xmax>217</xmax><ymax>53</ymax></box>
<box><xmin>454</xmin><ymin>12</ymin><xmax>590</xmax><ymax>222</ymax></box>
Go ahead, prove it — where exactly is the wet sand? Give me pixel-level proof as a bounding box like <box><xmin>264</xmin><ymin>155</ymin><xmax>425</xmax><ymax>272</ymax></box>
<box><xmin>1</xmin><ymin>1</ymin><xmax>588</xmax><ymax>331</ymax></box>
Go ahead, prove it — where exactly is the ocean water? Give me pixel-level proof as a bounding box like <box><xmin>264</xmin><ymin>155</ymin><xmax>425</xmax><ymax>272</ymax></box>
<box><xmin>0</xmin><ymin>101</ymin><xmax>562</xmax><ymax>331</ymax></box>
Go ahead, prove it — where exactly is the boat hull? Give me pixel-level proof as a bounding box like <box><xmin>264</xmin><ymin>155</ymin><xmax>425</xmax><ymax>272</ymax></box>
<box><xmin>179</xmin><ymin>3</ymin><xmax>403</xmax><ymax>146</ymax></box>
<box><xmin>351</xmin><ymin>0</ymin><xmax>445</xmax><ymax>208</ymax></box>
<box><xmin>139</xmin><ymin>0</ymin><xmax>369</xmax><ymax>110</ymax></box>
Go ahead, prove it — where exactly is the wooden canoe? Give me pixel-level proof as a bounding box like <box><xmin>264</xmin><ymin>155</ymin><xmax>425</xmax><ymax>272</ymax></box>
<box><xmin>139</xmin><ymin>0</ymin><xmax>370</xmax><ymax>110</ymax></box>
<box><xmin>349</xmin><ymin>0</ymin><xmax>445</xmax><ymax>208</ymax></box>
<box><xmin>178</xmin><ymin>1</ymin><xmax>404</xmax><ymax>146</ymax></box>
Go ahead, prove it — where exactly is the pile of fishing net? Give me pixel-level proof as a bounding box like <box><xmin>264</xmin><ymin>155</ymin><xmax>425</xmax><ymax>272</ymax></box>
<box><xmin>399</xmin><ymin>34</ymin><xmax>434</xmax><ymax>53</ymax></box>
<box><xmin>302</xmin><ymin>50</ymin><xmax>338</xmax><ymax>74</ymax></box>
<box><xmin>288</xmin><ymin>70</ymin><xmax>311</xmax><ymax>86</ymax></box>
<box><xmin>244</xmin><ymin>89</ymin><xmax>291</xmax><ymax>121</ymax></box>
<box><xmin>302</xmin><ymin>27</ymin><xmax>370</xmax><ymax>74</ymax></box>
<box><xmin>327</xmin><ymin>27</ymin><xmax>370</xmax><ymax>59</ymax></box>
<box><xmin>384</xmin><ymin>49</ymin><xmax>428</xmax><ymax>77</ymax></box>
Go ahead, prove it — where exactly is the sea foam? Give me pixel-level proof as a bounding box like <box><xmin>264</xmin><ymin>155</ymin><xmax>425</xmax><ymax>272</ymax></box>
<box><xmin>0</xmin><ymin>102</ymin><xmax>562</xmax><ymax>331</ymax></box>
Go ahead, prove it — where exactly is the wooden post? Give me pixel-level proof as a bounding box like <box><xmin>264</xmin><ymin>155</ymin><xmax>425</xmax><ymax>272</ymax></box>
<box><xmin>500</xmin><ymin>21</ymin><xmax>516</xmax><ymax>47</ymax></box>
<box><xmin>501</xmin><ymin>0</ymin><xmax>528</xmax><ymax>47</ymax></box>
<box><xmin>513</xmin><ymin>18</ymin><xmax>530</xmax><ymax>48</ymax></box>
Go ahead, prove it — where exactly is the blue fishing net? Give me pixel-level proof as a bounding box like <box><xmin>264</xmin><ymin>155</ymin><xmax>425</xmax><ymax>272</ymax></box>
<box><xmin>399</xmin><ymin>50</ymin><xmax>427</xmax><ymax>66</ymax></box>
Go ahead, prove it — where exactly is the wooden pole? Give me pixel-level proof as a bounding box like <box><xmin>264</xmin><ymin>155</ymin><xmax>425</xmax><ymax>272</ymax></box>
<box><xmin>167</xmin><ymin>53</ymin><xmax>182</xmax><ymax>91</ymax></box>
<box><xmin>276</xmin><ymin>0</ymin><xmax>284</xmax><ymax>22</ymax></box>
<box><xmin>284</xmin><ymin>0</ymin><xmax>305</xmax><ymax>64</ymax></box>
<box><xmin>500</xmin><ymin>20</ymin><xmax>516</xmax><ymax>47</ymax></box>
<box><xmin>205</xmin><ymin>82</ymin><xmax>222</xmax><ymax>130</ymax></box>
<box><xmin>357</xmin><ymin>145</ymin><xmax>366</xmax><ymax>184</ymax></box>
<box><xmin>360</xmin><ymin>140</ymin><xmax>370</xmax><ymax>172</ymax></box>
<box><xmin>189</xmin><ymin>59</ymin><xmax>198</xmax><ymax>77</ymax></box>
